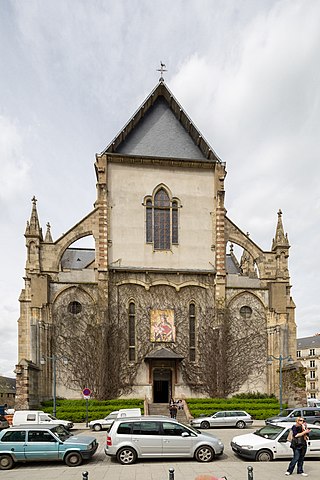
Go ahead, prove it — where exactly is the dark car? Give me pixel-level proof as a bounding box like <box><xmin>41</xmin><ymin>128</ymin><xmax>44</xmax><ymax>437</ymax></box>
<box><xmin>265</xmin><ymin>407</ymin><xmax>320</xmax><ymax>425</ymax></box>
<box><xmin>0</xmin><ymin>416</ymin><xmax>9</xmax><ymax>431</ymax></box>
<box><xmin>0</xmin><ymin>425</ymin><xmax>98</xmax><ymax>470</ymax></box>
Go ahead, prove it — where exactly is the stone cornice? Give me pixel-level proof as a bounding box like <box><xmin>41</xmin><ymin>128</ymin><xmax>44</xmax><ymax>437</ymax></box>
<box><xmin>104</xmin><ymin>152</ymin><xmax>218</xmax><ymax>169</ymax></box>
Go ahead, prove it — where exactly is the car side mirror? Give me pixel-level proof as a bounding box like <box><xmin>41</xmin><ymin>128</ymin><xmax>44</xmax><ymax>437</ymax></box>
<box><xmin>181</xmin><ymin>431</ymin><xmax>190</xmax><ymax>437</ymax></box>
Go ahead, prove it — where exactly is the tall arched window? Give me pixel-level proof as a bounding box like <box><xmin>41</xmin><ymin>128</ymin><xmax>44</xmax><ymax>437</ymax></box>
<box><xmin>172</xmin><ymin>201</ymin><xmax>178</xmax><ymax>245</ymax></box>
<box><xmin>146</xmin><ymin>199</ymin><xmax>153</xmax><ymax>243</ymax></box>
<box><xmin>128</xmin><ymin>302</ymin><xmax>136</xmax><ymax>361</ymax></box>
<box><xmin>154</xmin><ymin>189</ymin><xmax>170</xmax><ymax>250</ymax></box>
<box><xmin>189</xmin><ymin>303</ymin><xmax>196</xmax><ymax>361</ymax></box>
<box><xmin>145</xmin><ymin>187</ymin><xmax>179</xmax><ymax>250</ymax></box>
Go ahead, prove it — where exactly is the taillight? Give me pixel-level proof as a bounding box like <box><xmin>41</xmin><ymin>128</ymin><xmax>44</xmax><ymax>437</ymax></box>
<box><xmin>107</xmin><ymin>435</ymin><xmax>112</xmax><ymax>446</ymax></box>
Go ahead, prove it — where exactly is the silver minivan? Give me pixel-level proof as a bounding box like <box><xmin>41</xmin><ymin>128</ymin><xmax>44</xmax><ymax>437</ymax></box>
<box><xmin>105</xmin><ymin>416</ymin><xmax>224</xmax><ymax>464</ymax></box>
<box><xmin>265</xmin><ymin>407</ymin><xmax>320</xmax><ymax>425</ymax></box>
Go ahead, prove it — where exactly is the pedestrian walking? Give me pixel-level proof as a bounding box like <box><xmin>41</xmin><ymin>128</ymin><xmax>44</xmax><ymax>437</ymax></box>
<box><xmin>168</xmin><ymin>400</ymin><xmax>178</xmax><ymax>419</ymax></box>
<box><xmin>285</xmin><ymin>417</ymin><xmax>310</xmax><ymax>476</ymax></box>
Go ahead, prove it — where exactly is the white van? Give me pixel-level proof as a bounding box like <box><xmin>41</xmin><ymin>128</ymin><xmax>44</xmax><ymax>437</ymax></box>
<box><xmin>89</xmin><ymin>408</ymin><xmax>141</xmax><ymax>431</ymax></box>
<box><xmin>12</xmin><ymin>410</ymin><xmax>73</xmax><ymax>430</ymax></box>
<box><xmin>307</xmin><ymin>398</ymin><xmax>320</xmax><ymax>407</ymax></box>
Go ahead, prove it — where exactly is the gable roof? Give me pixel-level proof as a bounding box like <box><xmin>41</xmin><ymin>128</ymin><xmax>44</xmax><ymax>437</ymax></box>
<box><xmin>144</xmin><ymin>347</ymin><xmax>184</xmax><ymax>360</ymax></box>
<box><xmin>102</xmin><ymin>80</ymin><xmax>221</xmax><ymax>163</ymax></box>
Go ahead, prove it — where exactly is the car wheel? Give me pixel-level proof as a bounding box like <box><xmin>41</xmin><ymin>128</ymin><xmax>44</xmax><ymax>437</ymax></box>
<box><xmin>200</xmin><ymin>420</ymin><xmax>210</xmax><ymax>429</ymax></box>
<box><xmin>314</xmin><ymin>421</ymin><xmax>320</xmax><ymax>425</ymax></box>
<box><xmin>0</xmin><ymin>455</ymin><xmax>14</xmax><ymax>470</ymax></box>
<box><xmin>117</xmin><ymin>447</ymin><xmax>137</xmax><ymax>465</ymax></box>
<box><xmin>64</xmin><ymin>451</ymin><xmax>83</xmax><ymax>467</ymax></box>
<box><xmin>256</xmin><ymin>449</ymin><xmax>273</xmax><ymax>462</ymax></box>
<box><xmin>93</xmin><ymin>423</ymin><xmax>102</xmax><ymax>431</ymax></box>
<box><xmin>195</xmin><ymin>445</ymin><xmax>215</xmax><ymax>462</ymax></box>
<box><xmin>236</xmin><ymin>420</ymin><xmax>246</xmax><ymax>429</ymax></box>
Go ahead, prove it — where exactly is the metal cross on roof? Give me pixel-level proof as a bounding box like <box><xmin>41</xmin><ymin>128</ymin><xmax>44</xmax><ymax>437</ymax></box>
<box><xmin>157</xmin><ymin>61</ymin><xmax>167</xmax><ymax>82</ymax></box>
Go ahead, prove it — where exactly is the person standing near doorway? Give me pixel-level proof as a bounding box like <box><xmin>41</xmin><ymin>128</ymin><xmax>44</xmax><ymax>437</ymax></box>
<box><xmin>169</xmin><ymin>399</ymin><xmax>177</xmax><ymax>419</ymax></box>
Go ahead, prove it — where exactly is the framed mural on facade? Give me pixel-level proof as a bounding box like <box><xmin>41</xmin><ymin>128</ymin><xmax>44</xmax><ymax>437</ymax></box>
<box><xmin>150</xmin><ymin>309</ymin><xmax>175</xmax><ymax>342</ymax></box>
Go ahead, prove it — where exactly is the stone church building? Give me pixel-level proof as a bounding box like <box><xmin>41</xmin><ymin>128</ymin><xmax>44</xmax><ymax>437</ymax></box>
<box><xmin>15</xmin><ymin>79</ymin><xmax>297</xmax><ymax>408</ymax></box>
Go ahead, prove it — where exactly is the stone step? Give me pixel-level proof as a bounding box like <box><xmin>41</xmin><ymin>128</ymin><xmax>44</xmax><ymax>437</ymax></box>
<box><xmin>148</xmin><ymin>403</ymin><xmax>188</xmax><ymax>423</ymax></box>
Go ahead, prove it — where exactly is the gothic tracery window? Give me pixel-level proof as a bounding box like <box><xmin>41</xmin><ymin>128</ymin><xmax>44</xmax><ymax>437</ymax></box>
<box><xmin>145</xmin><ymin>187</ymin><xmax>179</xmax><ymax>250</ymax></box>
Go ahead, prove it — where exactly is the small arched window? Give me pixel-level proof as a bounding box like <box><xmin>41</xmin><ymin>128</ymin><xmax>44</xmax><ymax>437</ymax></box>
<box><xmin>189</xmin><ymin>303</ymin><xmax>196</xmax><ymax>361</ymax></box>
<box><xmin>128</xmin><ymin>302</ymin><xmax>136</xmax><ymax>361</ymax></box>
<box><xmin>145</xmin><ymin>187</ymin><xmax>180</xmax><ymax>250</ymax></box>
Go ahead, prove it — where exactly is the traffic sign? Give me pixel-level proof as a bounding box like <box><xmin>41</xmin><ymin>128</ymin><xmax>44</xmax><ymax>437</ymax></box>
<box><xmin>82</xmin><ymin>388</ymin><xmax>92</xmax><ymax>397</ymax></box>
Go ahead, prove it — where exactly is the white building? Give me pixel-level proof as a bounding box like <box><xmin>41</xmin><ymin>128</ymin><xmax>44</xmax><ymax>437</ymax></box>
<box><xmin>297</xmin><ymin>335</ymin><xmax>320</xmax><ymax>400</ymax></box>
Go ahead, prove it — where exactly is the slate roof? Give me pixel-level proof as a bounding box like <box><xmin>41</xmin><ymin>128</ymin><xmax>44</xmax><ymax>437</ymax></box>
<box><xmin>0</xmin><ymin>376</ymin><xmax>16</xmax><ymax>394</ymax></box>
<box><xmin>61</xmin><ymin>248</ymin><xmax>241</xmax><ymax>274</ymax></box>
<box><xmin>145</xmin><ymin>347</ymin><xmax>184</xmax><ymax>360</ymax></box>
<box><xmin>297</xmin><ymin>335</ymin><xmax>320</xmax><ymax>349</ymax></box>
<box><xmin>226</xmin><ymin>254</ymin><xmax>242</xmax><ymax>274</ymax></box>
<box><xmin>61</xmin><ymin>248</ymin><xmax>95</xmax><ymax>270</ymax></box>
<box><xmin>102</xmin><ymin>81</ymin><xmax>221</xmax><ymax>163</ymax></box>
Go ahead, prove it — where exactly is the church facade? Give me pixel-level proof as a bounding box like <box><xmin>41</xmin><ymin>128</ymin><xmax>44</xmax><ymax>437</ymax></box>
<box><xmin>15</xmin><ymin>80</ymin><xmax>297</xmax><ymax>408</ymax></box>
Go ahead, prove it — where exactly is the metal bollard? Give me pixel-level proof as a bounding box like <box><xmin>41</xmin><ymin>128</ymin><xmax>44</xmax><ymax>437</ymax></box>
<box><xmin>168</xmin><ymin>467</ymin><xmax>175</xmax><ymax>480</ymax></box>
<box><xmin>247</xmin><ymin>466</ymin><xmax>254</xmax><ymax>480</ymax></box>
<box><xmin>82</xmin><ymin>472</ymin><xmax>89</xmax><ymax>480</ymax></box>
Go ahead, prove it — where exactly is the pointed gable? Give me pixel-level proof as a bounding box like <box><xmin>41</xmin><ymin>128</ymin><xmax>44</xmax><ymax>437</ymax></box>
<box><xmin>117</xmin><ymin>96</ymin><xmax>206</xmax><ymax>159</ymax></box>
<box><xmin>102</xmin><ymin>81</ymin><xmax>221</xmax><ymax>163</ymax></box>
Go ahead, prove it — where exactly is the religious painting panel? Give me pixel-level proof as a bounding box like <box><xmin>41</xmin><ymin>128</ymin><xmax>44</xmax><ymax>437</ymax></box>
<box><xmin>150</xmin><ymin>309</ymin><xmax>175</xmax><ymax>342</ymax></box>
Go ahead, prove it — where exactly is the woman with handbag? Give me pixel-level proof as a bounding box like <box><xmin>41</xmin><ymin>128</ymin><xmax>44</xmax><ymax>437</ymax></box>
<box><xmin>285</xmin><ymin>417</ymin><xmax>311</xmax><ymax>476</ymax></box>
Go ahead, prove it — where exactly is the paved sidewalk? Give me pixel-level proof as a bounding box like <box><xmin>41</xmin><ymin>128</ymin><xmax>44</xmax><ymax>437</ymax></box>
<box><xmin>1</xmin><ymin>458</ymin><xmax>319</xmax><ymax>480</ymax></box>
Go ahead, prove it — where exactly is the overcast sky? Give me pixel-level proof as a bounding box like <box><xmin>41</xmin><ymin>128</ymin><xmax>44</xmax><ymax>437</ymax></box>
<box><xmin>1</xmin><ymin>0</ymin><xmax>319</xmax><ymax>378</ymax></box>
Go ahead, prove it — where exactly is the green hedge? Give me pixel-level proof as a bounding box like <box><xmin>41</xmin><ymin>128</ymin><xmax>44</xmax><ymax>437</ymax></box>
<box><xmin>40</xmin><ymin>396</ymin><xmax>282</xmax><ymax>422</ymax></box>
<box><xmin>186</xmin><ymin>397</ymin><xmax>283</xmax><ymax>420</ymax></box>
<box><xmin>40</xmin><ymin>399</ymin><xmax>144</xmax><ymax>423</ymax></box>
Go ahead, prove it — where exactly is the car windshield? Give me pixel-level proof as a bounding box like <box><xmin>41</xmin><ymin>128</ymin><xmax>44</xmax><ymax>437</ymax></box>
<box><xmin>254</xmin><ymin>425</ymin><xmax>285</xmax><ymax>440</ymax></box>
<box><xmin>279</xmin><ymin>409</ymin><xmax>293</xmax><ymax>416</ymax></box>
<box><xmin>51</xmin><ymin>425</ymin><xmax>72</xmax><ymax>441</ymax></box>
<box><xmin>185</xmin><ymin>424</ymin><xmax>201</xmax><ymax>435</ymax></box>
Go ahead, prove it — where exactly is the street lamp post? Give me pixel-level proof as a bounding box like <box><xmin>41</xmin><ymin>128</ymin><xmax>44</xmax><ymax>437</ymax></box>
<box><xmin>268</xmin><ymin>354</ymin><xmax>294</xmax><ymax>412</ymax></box>
<box><xmin>40</xmin><ymin>355</ymin><xmax>68</xmax><ymax>418</ymax></box>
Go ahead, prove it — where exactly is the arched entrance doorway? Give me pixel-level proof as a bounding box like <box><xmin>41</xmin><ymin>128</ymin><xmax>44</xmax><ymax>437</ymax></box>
<box><xmin>153</xmin><ymin>368</ymin><xmax>172</xmax><ymax>403</ymax></box>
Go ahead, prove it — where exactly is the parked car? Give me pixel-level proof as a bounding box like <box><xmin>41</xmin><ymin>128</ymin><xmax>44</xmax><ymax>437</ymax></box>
<box><xmin>190</xmin><ymin>410</ymin><xmax>253</xmax><ymax>429</ymax></box>
<box><xmin>89</xmin><ymin>408</ymin><xmax>141</xmax><ymax>431</ymax></box>
<box><xmin>0</xmin><ymin>424</ymin><xmax>98</xmax><ymax>470</ymax></box>
<box><xmin>12</xmin><ymin>410</ymin><xmax>73</xmax><ymax>430</ymax></box>
<box><xmin>0</xmin><ymin>416</ymin><xmax>9</xmax><ymax>431</ymax></box>
<box><xmin>231</xmin><ymin>422</ymin><xmax>320</xmax><ymax>461</ymax></box>
<box><xmin>105</xmin><ymin>415</ymin><xmax>224</xmax><ymax>464</ymax></box>
<box><xmin>265</xmin><ymin>407</ymin><xmax>320</xmax><ymax>425</ymax></box>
